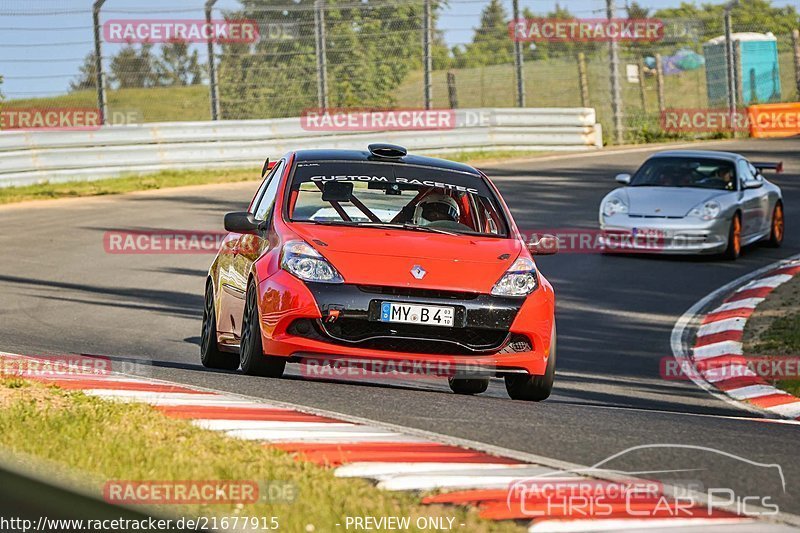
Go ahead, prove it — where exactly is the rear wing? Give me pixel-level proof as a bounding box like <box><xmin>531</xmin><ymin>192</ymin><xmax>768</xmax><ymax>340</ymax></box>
<box><xmin>753</xmin><ymin>161</ymin><xmax>783</xmax><ymax>173</ymax></box>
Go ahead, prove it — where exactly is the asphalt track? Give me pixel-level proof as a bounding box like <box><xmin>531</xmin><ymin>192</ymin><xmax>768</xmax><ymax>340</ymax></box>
<box><xmin>1</xmin><ymin>137</ymin><xmax>799</xmax><ymax>516</ymax></box>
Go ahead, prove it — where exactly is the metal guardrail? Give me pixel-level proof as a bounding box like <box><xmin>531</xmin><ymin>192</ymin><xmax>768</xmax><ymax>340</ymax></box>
<box><xmin>0</xmin><ymin>108</ymin><xmax>602</xmax><ymax>187</ymax></box>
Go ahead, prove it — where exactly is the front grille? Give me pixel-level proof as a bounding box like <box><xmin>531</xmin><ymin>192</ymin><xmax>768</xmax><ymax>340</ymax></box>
<box><xmin>288</xmin><ymin>318</ymin><xmax>511</xmax><ymax>355</ymax></box>
<box><xmin>357</xmin><ymin>285</ymin><xmax>479</xmax><ymax>300</ymax></box>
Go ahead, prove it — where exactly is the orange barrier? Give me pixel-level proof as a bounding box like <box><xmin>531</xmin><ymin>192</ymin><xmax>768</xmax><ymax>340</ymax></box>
<box><xmin>747</xmin><ymin>102</ymin><xmax>800</xmax><ymax>138</ymax></box>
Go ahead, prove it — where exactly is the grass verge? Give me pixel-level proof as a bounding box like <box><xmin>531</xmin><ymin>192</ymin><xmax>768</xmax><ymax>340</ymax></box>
<box><xmin>741</xmin><ymin>275</ymin><xmax>800</xmax><ymax>397</ymax></box>
<box><xmin>0</xmin><ymin>149</ymin><xmax>554</xmax><ymax>206</ymax></box>
<box><xmin>0</xmin><ymin>373</ymin><xmax>522</xmax><ymax>532</ymax></box>
<box><xmin>0</xmin><ymin>168</ymin><xmax>259</xmax><ymax>205</ymax></box>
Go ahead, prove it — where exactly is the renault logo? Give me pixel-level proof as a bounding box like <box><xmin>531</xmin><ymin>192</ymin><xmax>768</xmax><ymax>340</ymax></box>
<box><xmin>410</xmin><ymin>265</ymin><xmax>426</xmax><ymax>279</ymax></box>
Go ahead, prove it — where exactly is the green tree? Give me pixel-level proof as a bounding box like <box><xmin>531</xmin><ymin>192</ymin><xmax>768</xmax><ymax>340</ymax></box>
<box><xmin>655</xmin><ymin>0</ymin><xmax>799</xmax><ymax>48</ymax></box>
<box><xmin>110</xmin><ymin>44</ymin><xmax>158</xmax><ymax>88</ymax></box>
<box><xmin>70</xmin><ymin>52</ymin><xmax>98</xmax><ymax>91</ymax></box>
<box><xmin>155</xmin><ymin>41</ymin><xmax>203</xmax><ymax>86</ymax></box>
<box><xmin>218</xmin><ymin>0</ymin><xmax>429</xmax><ymax>119</ymax></box>
<box><xmin>626</xmin><ymin>1</ymin><xmax>650</xmax><ymax>19</ymax></box>
<box><xmin>453</xmin><ymin>0</ymin><xmax>513</xmax><ymax>68</ymax></box>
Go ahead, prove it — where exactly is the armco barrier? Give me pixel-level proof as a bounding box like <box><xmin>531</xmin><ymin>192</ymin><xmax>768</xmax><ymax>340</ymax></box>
<box><xmin>0</xmin><ymin>108</ymin><xmax>602</xmax><ymax>187</ymax></box>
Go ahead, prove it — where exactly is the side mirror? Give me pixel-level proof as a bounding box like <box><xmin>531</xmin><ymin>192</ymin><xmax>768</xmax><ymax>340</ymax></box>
<box><xmin>224</xmin><ymin>211</ymin><xmax>260</xmax><ymax>234</ymax></box>
<box><xmin>615</xmin><ymin>173</ymin><xmax>632</xmax><ymax>185</ymax></box>
<box><xmin>261</xmin><ymin>159</ymin><xmax>276</xmax><ymax>178</ymax></box>
<box><xmin>527</xmin><ymin>234</ymin><xmax>559</xmax><ymax>255</ymax></box>
<box><xmin>743</xmin><ymin>179</ymin><xmax>763</xmax><ymax>190</ymax></box>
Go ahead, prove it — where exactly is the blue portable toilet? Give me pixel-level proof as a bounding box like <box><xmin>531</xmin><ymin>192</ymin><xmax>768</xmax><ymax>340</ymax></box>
<box><xmin>703</xmin><ymin>32</ymin><xmax>781</xmax><ymax>105</ymax></box>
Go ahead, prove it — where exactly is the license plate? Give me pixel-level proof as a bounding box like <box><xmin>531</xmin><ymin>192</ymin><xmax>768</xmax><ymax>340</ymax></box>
<box><xmin>380</xmin><ymin>302</ymin><xmax>454</xmax><ymax>327</ymax></box>
<box><xmin>633</xmin><ymin>227</ymin><xmax>670</xmax><ymax>239</ymax></box>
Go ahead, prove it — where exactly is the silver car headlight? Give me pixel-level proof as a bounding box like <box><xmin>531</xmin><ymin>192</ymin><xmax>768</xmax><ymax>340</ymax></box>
<box><xmin>281</xmin><ymin>240</ymin><xmax>343</xmax><ymax>283</ymax></box>
<box><xmin>602</xmin><ymin>196</ymin><xmax>629</xmax><ymax>217</ymax></box>
<box><xmin>689</xmin><ymin>200</ymin><xmax>721</xmax><ymax>221</ymax></box>
<box><xmin>491</xmin><ymin>257</ymin><xmax>538</xmax><ymax>297</ymax></box>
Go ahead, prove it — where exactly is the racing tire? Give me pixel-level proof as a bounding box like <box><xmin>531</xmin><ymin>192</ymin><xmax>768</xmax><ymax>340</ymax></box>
<box><xmin>723</xmin><ymin>214</ymin><xmax>742</xmax><ymax>260</ymax></box>
<box><xmin>200</xmin><ymin>281</ymin><xmax>240</xmax><ymax>370</ymax></box>
<box><xmin>766</xmin><ymin>202</ymin><xmax>784</xmax><ymax>248</ymax></box>
<box><xmin>448</xmin><ymin>377</ymin><xmax>489</xmax><ymax>395</ymax></box>
<box><xmin>240</xmin><ymin>281</ymin><xmax>286</xmax><ymax>378</ymax></box>
<box><xmin>504</xmin><ymin>326</ymin><xmax>556</xmax><ymax>402</ymax></box>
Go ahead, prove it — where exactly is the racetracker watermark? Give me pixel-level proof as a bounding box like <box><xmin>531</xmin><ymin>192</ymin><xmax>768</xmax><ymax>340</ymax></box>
<box><xmin>509</xmin><ymin>18</ymin><xmax>664</xmax><ymax>42</ymax></box>
<box><xmin>103</xmin><ymin>19</ymin><xmax>259</xmax><ymax>44</ymax></box>
<box><xmin>0</xmin><ymin>354</ymin><xmax>155</xmax><ymax>379</ymax></box>
<box><xmin>0</xmin><ymin>108</ymin><xmax>141</xmax><ymax>131</ymax></box>
<box><xmin>299</xmin><ymin>357</ymin><xmax>497</xmax><ymax>381</ymax></box>
<box><xmin>507</xmin><ymin>479</ymin><xmax>668</xmax><ymax>518</ymax></box>
<box><xmin>661</xmin><ymin>107</ymin><xmax>800</xmax><ymax>134</ymax></box>
<box><xmin>103</xmin><ymin>480</ymin><xmax>295</xmax><ymax>505</ymax></box>
<box><xmin>661</xmin><ymin>356</ymin><xmax>800</xmax><ymax>382</ymax></box>
<box><xmin>103</xmin><ymin>230</ymin><xmax>236</xmax><ymax>254</ymax></box>
<box><xmin>521</xmin><ymin>228</ymin><xmax>668</xmax><ymax>254</ymax></box>
<box><xmin>300</xmin><ymin>108</ymin><xmax>459</xmax><ymax>132</ymax></box>
<box><xmin>1</xmin><ymin>355</ymin><xmax>112</xmax><ymax>377</ymax></box>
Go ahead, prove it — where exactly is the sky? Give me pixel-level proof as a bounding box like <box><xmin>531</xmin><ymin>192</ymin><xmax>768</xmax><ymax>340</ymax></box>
<box><xmin>0</xmin><ymin>0</ymin><xmax>795</xmax><ymax>99</ymax></box>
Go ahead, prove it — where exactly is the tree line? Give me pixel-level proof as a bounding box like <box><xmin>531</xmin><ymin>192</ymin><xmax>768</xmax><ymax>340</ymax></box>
<box><xmin>71</xmin><ymin>41</ymin><xmax>203</xmax><ymax>91</ymax></box>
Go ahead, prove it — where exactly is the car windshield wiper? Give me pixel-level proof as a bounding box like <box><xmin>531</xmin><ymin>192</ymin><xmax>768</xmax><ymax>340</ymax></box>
<box><xmin>302</xmin><ymin>220</ymin><xmax>462</xmax><ymax>236</ymax></box>
<box><xmin>352</xmin><ymin>222</ymin><xmax>460</xmax><ymax>236</ymax></box>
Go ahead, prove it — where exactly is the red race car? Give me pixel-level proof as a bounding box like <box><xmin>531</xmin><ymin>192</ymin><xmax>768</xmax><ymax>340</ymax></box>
<box><xmin>201</xmin><ymin>144</ymin><xmax>558</xmax><ymax>400</ymax></box>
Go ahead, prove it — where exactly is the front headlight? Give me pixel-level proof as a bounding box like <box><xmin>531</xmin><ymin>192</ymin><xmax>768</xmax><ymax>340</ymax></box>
<box><xmin>281</xmin><ymin>240</ymin><xmax>343</xmax><ymax>283</ymax></box>
<box><xmin>688</xmin><ymin>200</ymin><xmax>721</xmax><ymax>220</ymax></box>
<box><xmin>491</xmin><ymin>257</ymin><xmax>538</xmax><ymax>297</ymax></box>
<box><xmin>602</xmin><ymin>196</ymin><xmax>629</xmax><ymax>217</ymax></box>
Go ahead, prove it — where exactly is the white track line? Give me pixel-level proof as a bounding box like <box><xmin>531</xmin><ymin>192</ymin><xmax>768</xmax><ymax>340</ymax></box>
<box><xmin>82</xmin><ymin>389</ymin><xmax>266</xmax><ymax>407</ymax></box>
<box><xmin>725</xmin><ymin>385</ymin><xmax>781</xmax><ymax>400</ymax></box>
<box><xmin>193</xmin><ymin>420</ymin><xmax>357</xmax><ymax>431</ymax></box>
<box><xmin>696</xmin><ymin>317</ymin><xmax>747</xmax><ymax>337</ymax></box>
<box><xmin>334</xmin><ymin>462</ymin><xmax>533</xmax><ymax>479</ymax></box>
<box><xmin>765</xmin><ymin>401</ymin><xmax>800</xmax><ymax>419</ymax></box>
<box><xmin>738</xmin><ymin>274</ymin><xmax>792</xmax><ymax>291</ymax></box>
<box><xmin>377</xmin><ymin>469</ymin><xmax>555</xmax><ymax>491</ymax></box>
<box><xmin>221</xmin><ymin>427</ymin><xmax>425</xmax><ymax>443</ymax></box>
<box><xmin>692</xmin><ymin>341</ymin><xmax>743</xmax><ymax>361</ymax></box>
<box><xmin>702</xmin><ymin>365</ymin><xmax>756</xmax><ymax>383</ymax></box>
<box><xmin>710</xmin><ymin>298</ymin><xmax>765</xmax><ymax>313</ymax></box>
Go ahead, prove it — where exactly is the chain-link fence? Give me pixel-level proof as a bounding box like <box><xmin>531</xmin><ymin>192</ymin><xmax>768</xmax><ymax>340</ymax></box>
<box><xmin>1</xmin><ymin>0</ymin><xmax>799</xmax><ymax>144</ymax></box>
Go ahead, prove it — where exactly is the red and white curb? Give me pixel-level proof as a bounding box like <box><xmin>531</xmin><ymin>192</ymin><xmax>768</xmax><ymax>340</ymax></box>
<box><xmin>674</xmin><ymin>256</ymin><xmax>800</xmax><ymax>421</ymax></box>
<box><xmin>0</xmin><ymin>352</ymin><xmax>790</xmax><ymax>532</ymax></box>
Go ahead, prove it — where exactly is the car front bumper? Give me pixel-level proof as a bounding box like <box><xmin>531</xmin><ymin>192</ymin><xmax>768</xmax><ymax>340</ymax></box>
<box><xmin>254</xmin><ymin>270</ymin><xmax>555</xmax><ymax>376</ymax></box>
<box><xmin>599</xmin><ymin>214</ymin><xmax>731</xmax><ymax>254</ymax></box>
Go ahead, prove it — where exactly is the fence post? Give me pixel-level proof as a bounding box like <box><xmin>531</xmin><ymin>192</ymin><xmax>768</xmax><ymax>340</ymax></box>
<box><xmin>205</xmin><ymin>0</ymin><xmax>220</xmax><ymax>121</ymax></box>
<box><xmin>422</xmin><ymin>0</ymin><xmax>432</xmax><ymax>109</ymax></box>
<box><xmin>92</xmin><ymin>0</ymin><xmax>108</xmax><ymax>125</ymax></box>
<box><xmin>791</xmin><ymin>29</ymin><xmax>799</xmax><ymax>98</ymax></box>
<box><xmin>655</xmin><ymin>53</ymin><xmax>665</xmax><ymax>114</ymax></box>
<box><xmin>447</xmin><ymin>71</ymin><xmax>458</xmax><ymax>108</ymax></box>
<box><xmin>512</xmin><ymin>0</ymin><xmax>525</xmax><ymax>107</ymax></box>
<box><xmin>314</xmin><ymin>0</ymin><xmax>329</xmax><ymax>110</ymax></box>
<box><xmin>638</xmin><ymin>57</ymin><xmax>647</xmax><ymax>113</ymax></box>
<box><xmin>723</xmin><ymin>2</ymin><xmax>738</xmax><ymax>120</ymax></box>
<box><xmin>578</xmin><ymin>52</ymin><xmax>589</xmax><ymax>108</ymax></box>
<box><xmin>607</xmin><ymin>0</ymin><xmax>623</xmax><ymax>144</ymax></box>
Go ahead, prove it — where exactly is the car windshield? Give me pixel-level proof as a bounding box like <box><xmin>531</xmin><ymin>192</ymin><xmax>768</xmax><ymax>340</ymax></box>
<box><xmin>630</xmin><ymin>157</ymin><xmax>737</xmax><ymax>191</ymax></box>
<box><xmin>287</xmin><ymin>160</ymin><xmax>509</xmax><ymax>236</ymax></box>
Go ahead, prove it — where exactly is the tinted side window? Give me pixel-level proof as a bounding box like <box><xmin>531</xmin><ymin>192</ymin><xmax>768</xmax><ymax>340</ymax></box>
<box><xmin>254</xmin><ymin>160</ymin><xmax>286</xmax><ymax>221</ymax></box>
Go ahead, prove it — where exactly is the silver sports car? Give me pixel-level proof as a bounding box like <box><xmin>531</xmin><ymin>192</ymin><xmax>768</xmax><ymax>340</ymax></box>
<box><xmin>599</xmin><ymin>150</ymin><xmax>784</xmax><ymax>259</ymax></box>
